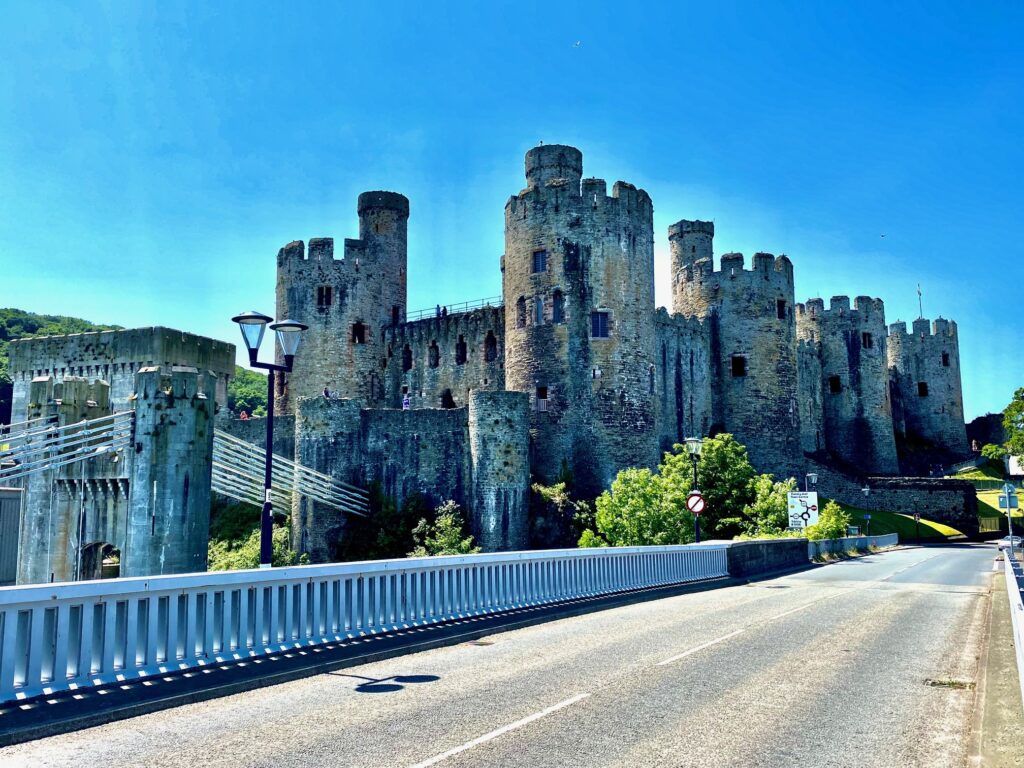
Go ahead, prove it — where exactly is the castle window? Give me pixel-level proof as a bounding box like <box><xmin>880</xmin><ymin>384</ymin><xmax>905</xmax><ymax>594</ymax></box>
<box><xmin>392</xmin><ymin>305</ymin><xmax>400</xmax><ymax>324</ymax></box>
<box><xmin>532</xmin><ymin>249</ymin><xmax>548</xmax><ymax>273</ymax></box>
<box><xmin>552</xmin><ymin>290</ymin><xmax>565</xmax><ymax>323</ymax></box>
<box><xmin>918</xmin><ymin>381</ymin><xmax>929</xmax><ymax>397</ymax></box>
<box><xmin>942</xmin><ymin>352</ymin><xmax>950</xmax><ymax>367</ymax></box>
<box><xmin>402</xmin><ymin>344</ymin><xmax>413</xmax><ymax>372</ymax></box>
<box><xmin>455</xmin><ymin>335</ymin><xmax>467</xmax><ymax>365</ymax></box>
<box><xmin>776</xmin><ymin>299</ymin><xmax>786</xmax><ymax>320</ymax></box>
<box><xmin>428</xmin><ymin>341</ymin><xmax>439</xmax><ymax>368</ymax></box>
<box><xmin>516</xmin><ymin>297</ymin><xmax>526</xmax><ymax>329</ymax></box>
<box><xmin>535</xmin><ymin>296</ymin><xmax>545</xmax><ymax>325</ymax></box>
<box><xmin>649</xmin><ymin>365</ymin><xmax>656</xmax><ymax>394</ymax></box>
<box><xmin>535</xmin><ymin>386</ymin><xmax>548</xmax><ymax>412</ymax></box>
<box><xmin>316</xmin><ymin>286</ymin><xmax>333</xmax><ymax>307</ymax></box>
<box><xmin>441</xmin><ymin>389</ymin><xmax>456</xmax><ymax>409</ymax></box>
<box><xmin>862</xmin><ymin>332</ymin><xmax>873</xmax><ymax>349</ymax></box>
<box><xmin>591</xmin><ymin>311</ymin><xmax>610</xmax><ymax>338</ymax></box>
<box><xmin>691</xmin><ymin>245</ymin><xmax>696</xmax><ymax>253</ymax></box>
<box><xmin>731</xmin><ymin>355</ymin><xmax>747</xmax><ymax>378</ymax></box>
<box><xmin>352</xmin><ymin>322</ymin><xmax>366</xmax><ymax>344</ymax></box>
<box><xmin>828</xmin><ymin>375</ymin><xmax>842</xmax><ymax>393</ymax></box>
<box><xmin>484</xmin><ymin>330</ymin><xmax>498</xmax><ymax>362</ymax></box>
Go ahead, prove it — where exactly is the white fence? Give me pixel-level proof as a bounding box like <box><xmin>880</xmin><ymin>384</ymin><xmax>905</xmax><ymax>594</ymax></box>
<box><xmin>808</xmin><ymin>533</ymin><xmax>899</xmax><ymax>559</ymax></box>
<box><xmin>1005</xmin><ymin>554</ymin><xmax>1024</xmax><ymax>716</ymax></box>
<box><xmin>0</xmin><ymin>544</ymin><xmax>728</xmax><ymax>704</ymax></box>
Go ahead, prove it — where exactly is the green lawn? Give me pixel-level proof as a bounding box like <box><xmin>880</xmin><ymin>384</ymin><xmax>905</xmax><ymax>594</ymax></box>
<box><xmin>830</xmin><ymin>501</ymin><xmax>963</xmax><ymax>540</ymax></box>
<box><xmin>955</xmin><ymin>461</ymin><xmax>1006</xmax><ymax>481</ymax></box>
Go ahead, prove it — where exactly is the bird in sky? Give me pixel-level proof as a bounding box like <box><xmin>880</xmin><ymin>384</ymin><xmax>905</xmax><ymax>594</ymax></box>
<box><xmin>880</xmin><ymin>233</ymin><xmax>886</xmax><ymax>238</ymax></box>
<box><xmin>573</xmin><ymin>40</ymin><xmax>582</xmax><ymax>48</ymax></box>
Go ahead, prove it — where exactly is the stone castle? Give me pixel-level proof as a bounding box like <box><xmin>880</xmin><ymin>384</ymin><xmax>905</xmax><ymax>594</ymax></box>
<box><xmin>6</xmin><ymin>144</ymin><xmax>977</xmax><ymax>582</ymax></box>
<box><xmin>266</xmin><ymin>144</ymin><xmax>971</xmax><ymax>558</ymax></box>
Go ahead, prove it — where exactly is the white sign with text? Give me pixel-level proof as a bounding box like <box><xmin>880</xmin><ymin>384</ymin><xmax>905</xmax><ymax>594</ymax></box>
<box><xmin>787</xmin><ymin>491</ymin><xmax>819</xmax><ymax>529</ymax></box>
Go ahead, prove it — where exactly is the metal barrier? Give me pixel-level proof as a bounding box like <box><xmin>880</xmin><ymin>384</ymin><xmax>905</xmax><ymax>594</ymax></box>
<box><xmin>1003</xmin><ymin>554</ymin><xmax>1024</xmax><ymax>717</ymax></box>
<box><xmin>405</xmin><ymin>296</ymin><xmax>503</xmax><ymax>323</ymax></box>
<box><xmin>0</xmin><ymin>544</ymin><xmax>727</xmax><ymax>704</ymax></box>
<box><xmin>808</xmin><ymin>533</ymin><xmax>899</xmax><ymax>559</ymax></box>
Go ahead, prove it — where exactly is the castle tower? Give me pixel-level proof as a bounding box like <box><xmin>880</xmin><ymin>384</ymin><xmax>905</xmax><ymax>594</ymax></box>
<box><xmin>669</xmin><ymin>224</ymin><xmax>800</xmax><ymax>477</ymax></box>
<box><xmin>796</xmin><ymin>296</ymin><xmax>899</xmax><ymax>474</ymax></box>
<box><xmin>503</xmin><ymin>145</ymin><xmax>658</xmax><ymax>497</ymax></box>
<box><xmin>887</xmin><ymin>317</ymin><xmax>968</xmax><ymax>457</ymax></box>
<box><xmin>275</xmin><ymin>192</ymin><xmax>409</xmax><ymax>412</ymax></box>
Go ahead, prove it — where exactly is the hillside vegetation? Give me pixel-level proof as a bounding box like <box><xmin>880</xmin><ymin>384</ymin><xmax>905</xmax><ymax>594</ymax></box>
<box><xmin>0</xmin><ymin>308</ymin><xmax>122</xmax><ymax>423</ymax></box>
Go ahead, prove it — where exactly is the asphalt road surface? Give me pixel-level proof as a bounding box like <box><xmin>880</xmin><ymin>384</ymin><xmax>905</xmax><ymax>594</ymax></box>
<box><xmin>1</xmin><ymin>544</ymin><xmax>1001</xmax><ymax>768</ymax></box>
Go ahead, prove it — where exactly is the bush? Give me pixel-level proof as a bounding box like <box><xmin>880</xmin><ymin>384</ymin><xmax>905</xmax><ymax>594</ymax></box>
<box><xmin>803</xmin><ymin>500</ymin><xmax>851</xmax><ymax>541</ymax></box>
<box><xmin>208</xmin><ymin>522</ymin><xmax>308</xmax><ymax>570</ymax></box>
<box><xmin>408</xmin><ymin>501</ymin><xmax>480</xmax><ymax>557</ymax></box>
<box><xmin>980</xmin><ymin>443</ymin><xmax>1007</xmax><ymax>461</ymax></box>
<box><xmin>585</xmin><ymin>467</ymin><xmax>694</xmax><ymax>547</ymax></box>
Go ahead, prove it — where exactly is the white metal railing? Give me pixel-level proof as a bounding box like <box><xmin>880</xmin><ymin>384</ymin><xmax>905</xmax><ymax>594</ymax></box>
<box><xmin>0</xmin><ymin>544</ymin><xmax>727</xmax><ymax>704</ymax></box>
<box><xmin>405</xmin><ymin>296</ymin><xmax>503</xmax><ymax>323</ymax></box>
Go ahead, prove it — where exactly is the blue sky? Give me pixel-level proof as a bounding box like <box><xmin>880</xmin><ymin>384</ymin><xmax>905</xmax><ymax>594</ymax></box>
<box><xmin>0</xmin><ymin>1</ymin><xmax>1020</xmax><ymax>419</ymax></box>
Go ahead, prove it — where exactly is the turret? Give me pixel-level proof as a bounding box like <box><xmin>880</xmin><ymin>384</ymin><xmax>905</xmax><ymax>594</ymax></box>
<box><xmin>275</xmin><ymin>192</ymin><xmax>410</xmax><ymax>411</ymax></box>
<box><xmin>795</xmin><ymin>295</ymin><xmax>898</xmax><ymax>474</ymax></box>
<box><xmin>669</xmin><ymin>227</ymin><xmax>800</xmax><ymax>477</ymax></box>
<box><xmin>503</xmin><ymin>144</ymin><xmax>658</xmax><ymax>498</ymax></box>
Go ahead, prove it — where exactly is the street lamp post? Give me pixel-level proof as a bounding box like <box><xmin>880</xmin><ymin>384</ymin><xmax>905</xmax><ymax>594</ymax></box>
<box><xmin>684</xmin><ymin>437</ymin><xmax>703</xmax><ymax>544</ymax></box>
<box><xmin>861</xmin><ymin>486</ymin><xmax>871</xmax><ymax>536</ymax></box>
<box><xmin>805</xmin><ymin>472</ymin><xmax>818</xmax><ymax>493</ymax></box>
<box><xmin>232</xmin><ymin>311</ymin><xmax>308</xmax><ymax>568</ymax></box>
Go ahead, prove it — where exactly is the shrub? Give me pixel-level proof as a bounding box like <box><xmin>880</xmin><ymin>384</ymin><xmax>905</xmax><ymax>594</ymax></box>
<box><xmin>804</xmin><ymin>500</ymin><xmax>851</xmax><ymax>541</ymax></box>
<box><xmin>408</xmin><ymin>501</ymin><xmax>480</xmax><ymax>557</ymax></box>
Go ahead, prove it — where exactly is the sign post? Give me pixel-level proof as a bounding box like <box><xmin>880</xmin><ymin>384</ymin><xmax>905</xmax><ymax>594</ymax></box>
<box><xmin>786</xmin><ymin>492</ymin><xmax>819</xmax><ymax>531</ymax></box>
<box><xmin>914</xmin><ymin>512</ymin><xmax>921</xmax><ymax>545</ymax></box>
<box><xmin>687</xmin><ymin>492</ymin><xmax>705</xmax><ymax>544</ymax></box>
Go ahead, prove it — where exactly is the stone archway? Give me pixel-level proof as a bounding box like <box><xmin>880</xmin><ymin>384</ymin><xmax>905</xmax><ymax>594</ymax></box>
<box><xmin>80</xmin><ymin>541</ymin><xmax>120</xmax><ymax>580</ymax></box>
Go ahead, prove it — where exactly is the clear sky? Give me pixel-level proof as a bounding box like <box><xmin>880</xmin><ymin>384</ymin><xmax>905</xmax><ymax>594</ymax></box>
<box><xmin>0</xmin><ymin>1</ymin><xmax>1020</xmax><ymax>419</ymax></box>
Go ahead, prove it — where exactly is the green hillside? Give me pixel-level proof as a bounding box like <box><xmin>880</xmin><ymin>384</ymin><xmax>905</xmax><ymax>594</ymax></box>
<box><xmin>0</xmin><ymin>308</ymin><xmax>122</xmax><ymax>423</ymax></box>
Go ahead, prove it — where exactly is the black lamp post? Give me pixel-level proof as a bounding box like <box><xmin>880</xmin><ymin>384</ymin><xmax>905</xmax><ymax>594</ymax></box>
<box><xmin>232</xmin><ymin>311</ymin><xmax>308</xmax><ymax>568</ymax></box>
<box><xmin>684</xmin><ymin>436</ymin><xmax>703</xmax><ymax>544</ymax></box>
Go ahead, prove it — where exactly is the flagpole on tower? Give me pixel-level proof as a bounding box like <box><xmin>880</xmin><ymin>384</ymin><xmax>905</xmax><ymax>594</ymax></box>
<box><xmin>917</xmin><ymin>283</ymin><xmax>923</xmax><ymax>319</ymax></box>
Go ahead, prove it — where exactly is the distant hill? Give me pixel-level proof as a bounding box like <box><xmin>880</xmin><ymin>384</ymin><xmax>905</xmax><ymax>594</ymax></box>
<box><xmin>0</xmin><ymin>308</ymin><xmax>122</xmax><ymax>423</ymax></box>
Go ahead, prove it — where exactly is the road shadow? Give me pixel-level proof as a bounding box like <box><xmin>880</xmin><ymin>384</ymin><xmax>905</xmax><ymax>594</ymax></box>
<box><xmin>328</xmin><ymin>672</ymin><xmax>441</xmax><ymax>693</ymax></box>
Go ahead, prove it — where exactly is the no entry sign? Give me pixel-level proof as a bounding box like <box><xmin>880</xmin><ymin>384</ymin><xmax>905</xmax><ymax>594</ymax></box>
<box><xmin>686</xmin><ymin>492</ymin><xmax>705</xmax><ymax>516</ymax></box>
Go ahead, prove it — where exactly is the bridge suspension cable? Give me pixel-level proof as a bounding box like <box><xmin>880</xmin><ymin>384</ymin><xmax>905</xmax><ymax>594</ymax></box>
<box><xmin>0</xmin><ymin>411</ymin><xmax>134</xmax><ymax>484</ymax></box>
<box><xmin>211</xmin><ymin>429</ymin><xmax>368</xmax><ymax>517</ymax></box>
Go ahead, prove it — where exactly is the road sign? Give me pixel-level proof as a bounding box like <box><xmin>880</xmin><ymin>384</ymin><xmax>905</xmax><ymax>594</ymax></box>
<box><xmin>787</xmin><ymin>491</ymin><xmax>819</xmax><ymax>529</ymax></box>
<box><xmin>913</xmin><ymin>513</ymin><xmax>921</xmax><ymax>522</ymax></box>
<box><xmin>686</xmin><ymin>492</ymin><xmax>705</xmax><ymax>516</ymax></box>
<box><xmin>998</xmin><ymin>495</ymin><xmax>1019</xmax><ymax>510</ymax></box>
<box><xmin>864</xmin><ymin>514</ymin><xmax>871</xmax><ymax>520</ymax></box>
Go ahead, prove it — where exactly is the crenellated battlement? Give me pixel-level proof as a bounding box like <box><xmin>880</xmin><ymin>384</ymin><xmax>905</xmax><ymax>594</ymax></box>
<box><xmin>653</xmin><ymin>306</ymin><xmax>709</xmax><ymax>335</ymax></box>
<box><xmin>887</xmin><ymin>317</ymin><xmax>958</xmax><ymax>339</ymax></box>
<box><xmin>383</xmin><ymin>305</ymin><xmax>504</xmax><ymax>346</ymax></box>
<box><xmin>668</xmin><ymin>219</ymin><xmax>715</xmax><ymax>240</ymax></box>
<box><xmin>796</xmin><ymin>295</ymin><xmax>886</xmax><ymax>325</ymax></box>
<box><xmin>682</xmin><ymin>251</ymin><xmax>794</xmax><ymax>287</ymax></box>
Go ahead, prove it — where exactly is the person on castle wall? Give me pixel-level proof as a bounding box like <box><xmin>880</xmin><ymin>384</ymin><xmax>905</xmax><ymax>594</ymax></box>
<box><xmin>323</xmin><ymin>384</ymin><xmax>332</xmax><ymax>399</ymax></box>
<box><xmin>402</xmin><ymin>394</ymin><xmax>411</xmax><ymax>410</ymax></box>
<box><xmin>435</xmin><ymin>304</ymin><xmax>441</xmax><ymax>318</ymax></box>
<box><xmin>441</xmin><ymin>306</ymin><xmax>448</xmax><ymax>318</ymax></box>
<box><xmin>239</xmin><ymin>410</ymin><xmax>249</xmax><ymax>420</ymax></box>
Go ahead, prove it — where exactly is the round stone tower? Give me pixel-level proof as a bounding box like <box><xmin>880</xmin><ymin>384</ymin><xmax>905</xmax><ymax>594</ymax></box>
<box><xmin>275</xmin><ymin>191</ymin><xmax>408</xmax><ymax>412</ymax></box>
<box><xmin>669</xmin><ymin>222</ymin><xmax>800</xmax><ymax>477</ymax></box>
<box><xmin>503</xmin><ymin>144</ymin><xmax>658</xmax><ymax>497</ymax></box>
<box><xmin>796</xmin><ymin>295</ymin><xmax>898</xmax><ymax>474</ymax></box>
<box><xmin>886</xmin><ymin>317</ymin><xmax>968</xmax><ymax>457</ymax></box>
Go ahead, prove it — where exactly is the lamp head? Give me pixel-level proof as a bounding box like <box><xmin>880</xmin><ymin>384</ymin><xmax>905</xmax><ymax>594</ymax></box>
<box><xmin>232</xmin><ymin>311</ymin><xmax>273</xmax><ymax>358</ymax></box>
<box><xmin>684</xmin><ymin>436</ymin><xmax>703</xmax><ymax>457</ymax></box>
<box><xmin>270</xmin><ymin>319</ymin><xmax>308</xmax><ymax>360</ymax></box>
<box><xmin>807</xmin><ymin>473</ymin><xmax>818</xmax><ymax>485</ymax></box>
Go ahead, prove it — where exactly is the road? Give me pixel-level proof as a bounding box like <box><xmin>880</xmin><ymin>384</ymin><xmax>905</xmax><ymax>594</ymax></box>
<box><xmin>1</xmin><ymin>544</ymin><xmax>1000</xmax><ymax>768</ymax></box>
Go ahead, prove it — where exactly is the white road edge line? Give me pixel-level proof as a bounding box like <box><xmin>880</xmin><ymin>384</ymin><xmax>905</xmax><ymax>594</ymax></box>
<box><xmin>407</xmin><ymin>693</ymin><xmax>591</xmax><ymax>768</ymax></box>
<box><xmin>657</xmin><ymin>629</ymin><xmax>745</xmax><ymax>666</ymax></box>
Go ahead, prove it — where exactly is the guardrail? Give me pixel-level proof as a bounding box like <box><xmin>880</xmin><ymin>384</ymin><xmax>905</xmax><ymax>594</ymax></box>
<box><xmin>1005</xmin><ymin>553</ymin><xmax>1024</xmax><ymax>717</ymax></box>
<box><xmin>808</xmin><ymin>533</ymin><xmax>898</xmax><ymax>559</ymax></box>
<box><xmin>405</xmin><ymin>296</ymin><xmax>503</xmax><ymax>323</ymax></box>
<box><xmin>0</xmin><ymin>544</ymin><xmax>728</xmax><ymax>704</ymax></box>
<box><xmin>961</xmin><ymin>478</ymin><xmax>1023</xmax><ymax>491</ymax></box>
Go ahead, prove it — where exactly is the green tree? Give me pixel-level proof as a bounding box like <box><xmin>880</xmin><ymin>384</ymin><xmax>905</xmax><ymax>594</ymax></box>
<box><xmin>660</xmin><ymin>434</ymin><xmax>758</xmax><ymax>538</ymax></box>
<box><xmin>1003</xmin><ymin>388</ymin><xmax>1024</xmax><ymax>461</ymax></box>
<box><xmin>585</xmin><ymin>467</ymin><xmax>695</xmax><ymax>547</ymax></box>
<box><xmin>803</xmin><ymin>500</ymin><xmax>851</xmax><ymax>541</ymax></box>
<box><xmin>531</xmin><ymin>481</ymin><xmax>593</xmax><ymax>548</ymax></box>
<box><xmin>408</xmin><ymin>501</ymin><xmax>480</xmax><ymax>557</ymax></box>
<box><xmin>329</xmin><ymin>484</ymin><xmax>432</xmax><ymax>561</ymax></box>
<box><xmin>227</xmin><ymin>365</ymin><xmax>268</xmax><ymax>417</ymax></box>
<box><xmin>980</xmin><ymin>443</ymin><xmax>1007</xmax><ymax>462</ymax></box>
<box><xmin>208</xmin><ymin>522</ymin><xmax>308</xmax><ymax>570</ymax></box>
<box><xmin>730</xmin><ymin>475</ymin><xmax>798</xmax><ymax>537</ymax></box>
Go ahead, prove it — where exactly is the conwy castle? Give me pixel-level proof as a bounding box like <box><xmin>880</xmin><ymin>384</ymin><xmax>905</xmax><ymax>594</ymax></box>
<box><xmin>6</xmin><ymin>144</ymin><xmax>977</xmax><ymax>581</ymax></box>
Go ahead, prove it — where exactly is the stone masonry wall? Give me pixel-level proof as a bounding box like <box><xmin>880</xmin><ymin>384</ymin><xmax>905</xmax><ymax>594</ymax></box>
<box><xmin>382</xmin><ymin>306</ymin><xmax>505</xmax><ymax>410</ymax></box>
<box><xmin>503</xmin><ymin>145</ymin><xmax>659</xmax><ymax>497</ymax></box>
<box><xmin>887</xmin><ymin>317</ymin><xmax>969</xmax><ymax>458</ymax></box>
<box><xmin>9</xmin><ymin>327</ymin><xmax>234</xmax><ymax>424</ymax></box>
<box><xmin>653</xmin><ymin>309</ymin><xmax>713</xmax><ymax>455</ymax></box>
<box><xmin>796</xmin><ymin>296</ymin><xmax>898</xmax><ymax>474</ymax></box>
